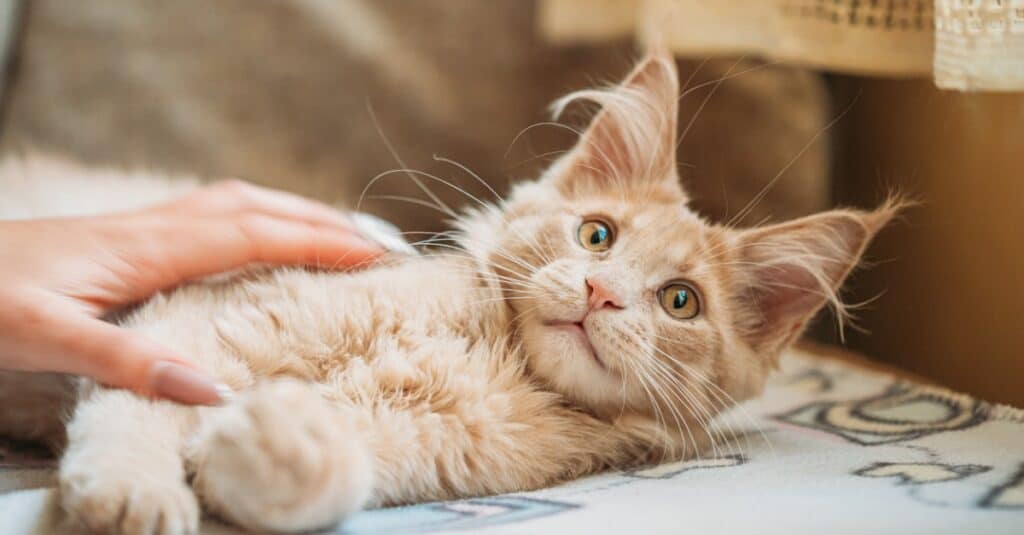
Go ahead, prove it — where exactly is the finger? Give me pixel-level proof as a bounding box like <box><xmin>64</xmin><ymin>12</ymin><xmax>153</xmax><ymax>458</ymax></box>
<box><xmin>42</xmin><ymin>311</ymin><xmax>231</xmax><ymax>406</ymax></box>
<box><xmin>174</xmin><ymin>180</ymin><xmax>354</xmax><ymax>230</ymax></box>
<box><xmin>236</xmin><ymin>215</ymin><xmax>386</xmax><ymax>269</ymax></box>
<box><xmin>157</xmin><ymin>216</ymin><xmax>385</xmax><ymax>283</ymax></box>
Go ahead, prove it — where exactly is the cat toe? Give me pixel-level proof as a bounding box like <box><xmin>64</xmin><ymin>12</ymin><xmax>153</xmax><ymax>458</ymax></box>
<box><xmin>59</xmin><ymin>469</ymin><xmax>199</xmax><ymax>535</ymax></box>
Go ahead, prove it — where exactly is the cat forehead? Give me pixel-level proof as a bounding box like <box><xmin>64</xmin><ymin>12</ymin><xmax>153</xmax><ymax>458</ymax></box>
<box><xmin>505</xmin><ymin>182</ymin><xmax>714</xmax><ymax>256</ymax></box>
<box><xmin>632</xmin><ymin>214</ymin><xmax>712</xmax><ymax>261</ymax></box>
<box><xmin>599</xmin><ymin>202</ymin><xmax>716</xmax><ymax>263</ymax></box>
<box><xmin>583</xmin><ymin>198</ymin><xmax>705</xmax><ymax>235</ymax></box>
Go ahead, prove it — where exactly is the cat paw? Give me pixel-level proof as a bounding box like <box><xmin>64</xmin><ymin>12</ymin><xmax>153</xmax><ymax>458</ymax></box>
<box><xmin>59</xmin><ymin>467</ymin><xmax>199</xmax><ymax>535</ymax></box>
<box><xmin>192</xmin><ymin>380</ymin><xmax>373</xmax><ymax>532</ymax></box>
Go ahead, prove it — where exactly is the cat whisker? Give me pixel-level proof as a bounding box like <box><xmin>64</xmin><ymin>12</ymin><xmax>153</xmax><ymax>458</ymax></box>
<box><xmin>415</xmin><ymin>256</ymin><xmax>533</xmax><ymax>287</ymax></box>
<box><xmin>429</xmin><ymin>261</ymin><xmax>539</xmax><ymax>287</ymax></box>
<box><xmin>433</xmin><ymin>156</ymin><xmax>505</xmax><ymax>205</ymax></box>
<box><xmin>649</xmin><ymin>364</ymin><xmax>708</xmax><ymax>462</ymax></box>
<box><xmin>504</xmin><ymin>121</ymin><xmax>582</xmax><ymax>161</ymax></box>
<box><xmin>432</xmin><ymin>231</ymin><xmax>546</xmax><ymax>276</ymax></box>
<box><xmin>405</xmin><ymin>231</ymin><xmax>465</xmax><ymax>249</ymax></box>
<box><xmin>624</xmin><ymin>360</ymin><xmax>674</xmax><ymax>462</ymax></box>
<box><xmin>365</xmin><ymin>194</ymin><xmax>454</xmax><ymax>217</ymax></box>
<box><xmin>419</xmin><ymin>242</ymin><xmax>539</xmax><ymax>282</ymax></box>
<box><xmin>507</xmin><ymin>303</ymin><xmax>547</xmax><ymax>327</ymax></box>
<box><xmin>462</xmin><ymin>296</ymin><xmax>536</xmax><ymax>309</ymax></box>
<box><xmin>632</xmin><ymin>339</ymin><xmax>726</xmax><ymax>459</ymax></box>
<box><xmin>677</xmin><ymin>58</ymin><xmax>709</xmax><ymax>105</ymax></box>
<box><xmin>676</xmin><ymin>56</ymin><xmax>745</xmax><ymax>150</ymax></box>
<box><xmin>320</xmin><ymin>247</ymin><xmax>386</xmax><ymax>273</ymax></box>
<box><xmin>358</xmin><ymin>168</ymin><xmax>490</xmax><ymax>219</ymax></box>
<box><xmin>680</xmin><ymin>367</ymin><xmax>773</xmax><ymax>458</ymax></box>
<box><xmin>428</xmin><ymin>269</ymin><xmax>542</xmax><ymax>301</ymax></box>
<box><xmin>613</xmin><ymin>329</ymin><xmax>704</xmax><ymax>461</ymax></box>
<box><xmin>646</xmin><ymin>335</ymin><xmax>775</xmax><ymax>457</ymax></box>
<box><xmin>365</xmin><ymin>102</ymin><xmax>455</xmax><ymax>217</ymax></box>
<box><xmin>641</xmin><ymin>351</ymin><xmax>735</xmax><ymax>459</ymax></box>
<box><xmin>675</xmin><ymin>58</ymin><xmax>783</xmax><ymax>106</ymax></box>
<box><xmin>501</xmin><ymin>149</ymin><xmax>570</xmax><ymax>173</ymax></box>
<box><xmin>725</xmin><ymin>92</ymin><xmax>859</xmax><ymax>229</ymax></box>
<box><xmin>640</xmin><ymin>360</ymin><xmax>705</xmax><ymax>461</ymax></box>
<box><xmin>635</xmin><ymin>333</ymin><xmax>745</xmax><ymax>456</ymax></box>
<box><xmin>549</xmin><ymin>88</ymin><xmax>642</xmax><ymax>192</ymax></box>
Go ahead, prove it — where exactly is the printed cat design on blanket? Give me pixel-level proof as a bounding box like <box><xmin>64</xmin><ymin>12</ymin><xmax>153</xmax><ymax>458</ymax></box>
<box><xmin>769</xmin><ymin>367</ymin><xmax>1024</xmax><ymax>512</ymax></box>
<box><xmin>775</xmin><ymin>384</ymin><xmax>988</xmax><ymax>445</ymax></box>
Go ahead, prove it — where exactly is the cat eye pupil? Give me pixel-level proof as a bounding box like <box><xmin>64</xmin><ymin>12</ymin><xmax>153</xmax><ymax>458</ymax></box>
<box><xmin>590</xmin><ymin>227</ymin><xmax>607</xmax><ymax>245</ymax></box>
<box><xmin>673</xmin><ymin>290</ymin><xmax>687</xmax><ymax>309</ymax></box>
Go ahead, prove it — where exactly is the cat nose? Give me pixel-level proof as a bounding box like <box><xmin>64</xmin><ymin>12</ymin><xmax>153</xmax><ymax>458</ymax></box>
<box><xmin>586</xmin><ymin>276</ymin><xmax>624</xmax><ymax>310</ymax></box>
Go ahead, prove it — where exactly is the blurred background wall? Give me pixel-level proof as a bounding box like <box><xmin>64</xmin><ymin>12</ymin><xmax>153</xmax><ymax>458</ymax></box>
<box><xmin>827</xmin><ymin>78</ymin><xmax>1024</xmax><ymax>407</ymax></box>
<box><xmin>0</xmin><ymin>0</ymin><xmax>828</xmax><ymax>233</ymax></box>
<box><xmin>0</xmin><ymin>1</ymin><xmax>1018</xmax><ymax>405</ymax></box>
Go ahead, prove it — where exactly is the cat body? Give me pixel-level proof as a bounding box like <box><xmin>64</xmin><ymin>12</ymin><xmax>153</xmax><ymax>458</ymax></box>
<box><xmin>0</xmin><ymin>52</ymin><xmax>897</xmax><ymax>533</ymax></box>
<box><xmin>0</xmin><ymin>169</ymin><xmax>678</xmax><ymax>532</ymax></box>
<box><xmin>60</xmin><ymin>254</ymin><xmax>650</xmax><ymax>532</ymax></box>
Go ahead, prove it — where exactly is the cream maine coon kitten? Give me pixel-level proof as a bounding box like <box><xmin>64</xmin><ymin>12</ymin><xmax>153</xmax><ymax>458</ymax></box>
<box><xmin>0</xmin><ymin>52</ymin><xmax>898</xmax><ymax>533</ymax></box>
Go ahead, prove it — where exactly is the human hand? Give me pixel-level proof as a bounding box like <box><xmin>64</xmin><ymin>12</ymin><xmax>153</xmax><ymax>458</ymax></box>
<box><xmin>0</xmin><ymin>181</ymin><xmax>384</xmax><ymax>405</ymax></box>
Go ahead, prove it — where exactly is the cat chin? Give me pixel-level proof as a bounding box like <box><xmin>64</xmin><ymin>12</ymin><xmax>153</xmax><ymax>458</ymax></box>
<box><xmin>519</xmin><ymin>320</ymin><xmax>626</xmax><ymax>409</ymax></box>
<box><xmin>543</xmin><ymin>321</ymin><xmax>605</xmax><ymax>369</ymax></box>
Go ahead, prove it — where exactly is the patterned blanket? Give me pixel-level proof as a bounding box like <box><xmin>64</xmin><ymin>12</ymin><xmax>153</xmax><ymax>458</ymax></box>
<box><xmin>2</xmin><ymin>347</ymin><xmax>1022</xmax><ymax>534</ymax></box>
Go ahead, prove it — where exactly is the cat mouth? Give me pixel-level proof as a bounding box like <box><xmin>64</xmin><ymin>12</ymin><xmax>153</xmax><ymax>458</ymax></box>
<box><xmin>543</xmin><ymin>320</ymin><xmax>605</xmax><ymax>369</ymax></box>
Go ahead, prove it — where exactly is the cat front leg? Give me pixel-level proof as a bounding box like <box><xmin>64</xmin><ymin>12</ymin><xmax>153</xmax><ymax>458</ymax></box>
<box><xmin>350</xmin><ymin>380</ymin><xmax>627</xmax><ymax>507</ymax></box>
<box><xmin>188</xmin><ymin>379</ymin><xmax>374</xmax><ymax>533</ymax></box>
<box><xmin>59</xmin><ymin>385</ymin><xmax>200</xmax><ymax>534</ymax></box>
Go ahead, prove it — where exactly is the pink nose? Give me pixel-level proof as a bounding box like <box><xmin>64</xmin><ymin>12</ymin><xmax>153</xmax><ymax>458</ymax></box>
<box><xmin>586</xmin><ymin>275</ymin><xmax>624</xmax><ymax>310</ymax></box>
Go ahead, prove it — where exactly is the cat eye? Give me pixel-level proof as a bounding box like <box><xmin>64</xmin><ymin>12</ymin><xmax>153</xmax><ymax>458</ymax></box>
<box><xmin>658</xmin><ymin>282</ymin><xmax>700</xmax><ymax>319</ymax></box>
<box><xmin>577</xmin><ymin>219</ymin><xmax>614</xmax><ymax>252</ymax></box>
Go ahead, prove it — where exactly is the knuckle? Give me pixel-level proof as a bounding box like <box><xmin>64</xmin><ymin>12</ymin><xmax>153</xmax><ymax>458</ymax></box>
<box><xmin>0</xmin><ymin>291</ymin><xmax>49</xmax><ymax>329</ymax></box>
<box><xmin>235</xmin><ymin>213</ymin><xmax>271</xmax><ymax>235</ymax></box>
<box><xmin>218</xmin><ymin>179</ymin><xmax>250</xmax><ymax>194</ymax></box>
<box><xmin>204</xmin><ymin>180</ymin><xmax>256</xmax><ymax>211</ymax></box>
<box><xmin>234</xmin><ymin>214</ymin><xmax>274</xmax><ymax>256</ymax></box>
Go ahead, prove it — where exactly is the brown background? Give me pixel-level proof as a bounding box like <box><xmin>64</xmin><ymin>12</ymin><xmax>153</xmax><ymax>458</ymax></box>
<box><xmin>0</xmin><ymin>0</ymin><xmax>828</xmax><ymax>233</ymax></box>
<box><xmin>825</xmin><ymin>78</ymin><xmax>1024</xmax><ymax>407</ymax></box>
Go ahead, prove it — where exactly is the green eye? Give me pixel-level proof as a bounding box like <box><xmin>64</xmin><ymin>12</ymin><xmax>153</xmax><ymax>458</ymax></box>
<box><xmin>577</xmin><ymin>219</ymin><xmax>614</xmax><ymax>252</ymax></box>
<box><xmin>659</xmin><ymin>282</ymin><xmax>700</xmax><ymax>319</ymax></box>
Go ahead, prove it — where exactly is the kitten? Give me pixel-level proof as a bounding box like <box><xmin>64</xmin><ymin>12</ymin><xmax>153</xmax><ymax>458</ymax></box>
<box><xmin>0</xmin><ymin>51</ymin><xmax>898</xmax><ymax>533</ymax></box>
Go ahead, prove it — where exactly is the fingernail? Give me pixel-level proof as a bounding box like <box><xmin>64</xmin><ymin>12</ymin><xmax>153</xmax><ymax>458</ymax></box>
<box><xmin>350</xmin><ymin>212</ymin><xmax>418</xmax><ymax>255</ymax></box>
<box><xmin>331</xmin><ymin>210</ymin><xmax>357</xmax><ymax>230</ymax></box>
<box><xmin>213</xmin><ymin>382</ymin><xmax>236</xmax><ymax>404</ymax></box>
<box><xmin>148</xmin><ymin>361</ymin><xmax>233</xmax><ymax>406</ymax></box>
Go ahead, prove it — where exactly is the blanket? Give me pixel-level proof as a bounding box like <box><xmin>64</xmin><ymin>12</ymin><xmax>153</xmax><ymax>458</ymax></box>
<box><xmin>1</xmin><ymin>346</ymin><xmax>1022</xmax><ymax>533</ymax></box>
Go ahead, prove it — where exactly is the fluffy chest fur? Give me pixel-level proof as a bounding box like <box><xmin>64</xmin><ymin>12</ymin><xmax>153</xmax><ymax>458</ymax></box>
<box><xmin>133</xmin><ymin>255</ymin><xmax>513</xmax><ymax>385</ymax></box>
<box><xmin>119</xmin><ymin>255</ymin><xmax>632</xmax><ymax>507</ymax></box>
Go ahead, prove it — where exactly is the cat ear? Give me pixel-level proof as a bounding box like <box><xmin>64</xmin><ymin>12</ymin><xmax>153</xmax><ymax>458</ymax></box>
<box><xmin>732</xmin><ymin>200</ymin><xmax>903</xmax><ymax>357</ymax></box>
<box><xmin>549</xmin><ymin>50</ymin><xmax>681</xmax><ymax>197</ymax></box>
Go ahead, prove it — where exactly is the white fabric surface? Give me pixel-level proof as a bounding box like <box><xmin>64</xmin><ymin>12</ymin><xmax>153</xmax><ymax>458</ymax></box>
<box><xmin>1</xmin><ymin>347</ymin><xmax>1022</xmax><ymax>533</ymax></box>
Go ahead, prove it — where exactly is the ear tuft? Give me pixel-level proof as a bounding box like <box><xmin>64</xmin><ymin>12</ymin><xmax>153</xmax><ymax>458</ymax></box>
<box><xmin>732</xmin><ymin>196</ymin><xmax>909</xmax><ymax>356</ymax></box>
<box><xmin>549</xmin><ymin>50</ymin><xmax>681</xmax><ymax>198</ymax></box>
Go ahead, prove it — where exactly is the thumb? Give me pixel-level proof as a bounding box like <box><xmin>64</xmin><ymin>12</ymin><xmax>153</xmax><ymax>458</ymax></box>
<box><xmin>56</xmin><ymin>315</ymin><xmax>232</xmax><ymax>406</ymax></box>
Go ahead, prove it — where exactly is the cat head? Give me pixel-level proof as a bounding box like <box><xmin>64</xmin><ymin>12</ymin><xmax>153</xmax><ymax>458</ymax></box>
<box><xmin>457</xmin><ymin>51</ymin><xmax>900</xmax><ymax>443</ymax></box>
